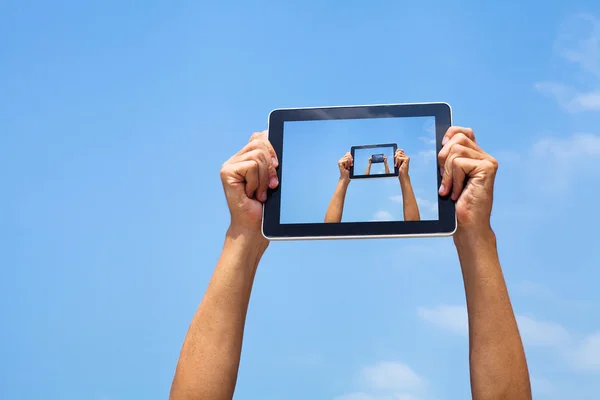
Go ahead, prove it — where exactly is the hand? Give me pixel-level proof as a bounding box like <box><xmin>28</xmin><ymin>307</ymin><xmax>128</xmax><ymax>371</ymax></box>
<box><xmin>368</xmin><ymin>157</ymin><xmax>372</xmax><ymax>164</ymax></box>
<box><xmin>394</xmin><ymin>149</ymin><xmax>410</xmax><ymax>176</ymax></box>
<box><xmin>383</xmin><ymin>155</ymin><xmax>388</xmax><ymax>163</ymax></box>
<box><xmin>437</xmin><ymin>127</ymin><xmax>498</xmax><ymax>233</ymax></box>
<box><xmin>220</xmin><ymin>130</ymin><xmax>279</xmax><ymax>237</ymax></box>
<box><xmin>338</xmin><ymin>152</ymin><xmax>353</xmax><ymax>181</ymax></box>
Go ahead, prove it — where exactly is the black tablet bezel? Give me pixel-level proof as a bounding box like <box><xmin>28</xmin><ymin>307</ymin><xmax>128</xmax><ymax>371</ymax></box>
<box><xmin>350</xmin><ymin>143</ymin><xmax>399</xmax><ymax>179</ymax></box>
<box><xmin>263</xmin><ymin>103</ymin><xmax>455</xmax><ymax>240</ymax></box>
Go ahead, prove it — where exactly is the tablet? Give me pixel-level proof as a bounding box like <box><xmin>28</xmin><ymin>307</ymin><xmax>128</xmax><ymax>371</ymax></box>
<box><xmin>350</xmin><ymin>143</ymin><xmax>399</xmax><ymax>179</ymax></box>
<box><xmin>262</xmin><ymin>102</ymin><xmax>456</xmax><ymax>240</ymax></box>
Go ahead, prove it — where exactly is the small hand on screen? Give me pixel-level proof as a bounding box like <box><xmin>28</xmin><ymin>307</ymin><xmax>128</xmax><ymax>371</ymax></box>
<box><xmin>394</xmin><ymin>149</ymin><xmax>410</xmax><ymax>176</ymax></box>
<box><xmin>338</xmin><ymin>152</ymin><xmax>353</xmax><ymax>181</ymax></box>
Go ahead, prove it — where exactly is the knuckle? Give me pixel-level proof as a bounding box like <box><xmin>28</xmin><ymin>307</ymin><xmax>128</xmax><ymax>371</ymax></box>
<box><xmin>450</xmin><ymin>154</ymin><xmax>460</xmax><ymax>167</ymax></box>
<box><xmin>454</xmin><ymin>132</ymin><xmax>468</xmax><ymax>143</ymax></box>
<box><xmin>219</xmin><ymin>165</ymin><xmax>228</xmax><ymax>178</ymax></box>
<box><xmin>250</xmin><ymin>131</ymin><xmax>261</xmax><ymax>141</ymax></box>
<box><xmin>451</xmin><ymin>143</ymin><xmax>465</xmax><ymax>155</ymax></box>
<box><xmin>437</xmin><ymin>151</ymin><xmax>445</xmax><ymax>163</ymax></box>
<box><xmin>249</xmin><ymin>159</ymin><xmax>259</xmax><ymax>171</ymax></box>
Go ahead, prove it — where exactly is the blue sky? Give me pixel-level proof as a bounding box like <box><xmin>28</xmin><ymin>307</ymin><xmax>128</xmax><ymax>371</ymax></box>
<box><xmin>280</xmin><ymin>116</ymin><xmax>438</xmax><ymax>223</ymax></box>
<box><xmin>1</xmin><ymin>1</ymin><xmax>600</xmax><ymax>400</ymax></box>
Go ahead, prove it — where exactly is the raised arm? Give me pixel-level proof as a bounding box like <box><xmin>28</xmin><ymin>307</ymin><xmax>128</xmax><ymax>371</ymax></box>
<box><xmin>439</xmin><ymin>127</ymin><xmax>531</xmax><ymax>400</ymax></box>
<box><xmin>383</xmin><ymin>156</ymin><xmax>391</xmax><ymax>174</ymax></box>
<box><xmin>170</xmin><ymin>131</ymin><xmax>278</xmax><ymax>400</ymax></box>
<box><xmin>394</xmin><ymin>149</ymin><xmax>420</xmax><ymax>221</ymax></box>
<box><xmin>365</xmin><ymin>157</ymin><xmax>372</xmax><ymax>175</ymax></box>
<box><xmin>325</xmin><ymin>152</ymin><xmax>352</xmax><ymax>223</ymax></box>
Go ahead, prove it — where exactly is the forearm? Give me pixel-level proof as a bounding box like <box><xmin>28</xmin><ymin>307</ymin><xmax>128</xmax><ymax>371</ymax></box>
<box><xmin>399</xmin><ymin>175</ymin><xmax>420</xmax><ymax>221</ymax></box>
<box><xmin>455</xmin><ymin>229</ymin><xmax>531</xmax><ymax>400</ymax></box>
<box><xmin>170</xmin><ymin>228</ymin><xmax>266</xmax><ymax>400</ymax></box>
<box><xmin>324</xmin><ymin>179</ymin><xmax>349</xmax><ymax>223</ymax></box>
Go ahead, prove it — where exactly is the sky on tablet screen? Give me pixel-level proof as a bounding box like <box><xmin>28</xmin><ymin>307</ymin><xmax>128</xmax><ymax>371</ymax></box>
<box><xmin>2</xmin><ymin>1</ymin><xmax>600</xmax><ymax>400</ymax></box>
<box><xmin>280</xmin><ymin>117</ymin><xmax>439</xmax><ymax>223</ymax></box>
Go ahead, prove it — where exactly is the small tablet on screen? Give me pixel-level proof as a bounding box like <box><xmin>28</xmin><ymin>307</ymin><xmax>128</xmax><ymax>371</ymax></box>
<box><xmin>350</xmin><ymin>143</ymin><xmax>398</xmax><ymax>179</ymax></box>
<box><xmin>262</xmin><ymin>102</ymin><xmax>456</xmax><ymax>240</ymax></box>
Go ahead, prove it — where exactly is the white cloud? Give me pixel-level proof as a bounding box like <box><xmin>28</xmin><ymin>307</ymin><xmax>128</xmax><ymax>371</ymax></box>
<box><xmin>535</xmin><ymin>82</ymin><xmax>600</xmax><ymax>112</ymax></box>
<box><xmin>389</xmin><ymin>196</ymin><xmax>437</xmax><ymax>215</ymax></box>
<box><xmin>417</xmin><ymin>305</ymin><xmax>571</xmax><ymax>348</ymax></box>
<box><xmin>570</xmin><ymin>332</ymin><xmax>600</xmax><ymax>372</ymax></box>
<box><xmin>418</xmin><ymin>120</ymin><xmax>436</xmax><ymax>146</ymax></box>
<box><xmin>529</xmin><ymin>133</ymin><xmax>600</xmax><ymax>188</ymax></box>
<box><xmin>362</xmin><ymin>361</ymin><xmax>425</xmax><ymax>391</ymax></box>
<box><xmin>335</xmin><ymin>362</ymin><xmax>426</xmax><ymax>400</ymax></box>
<box><xmin>554</xmin><ymin>13</ymin><xmax>600</xmax><ymax>77</ymax></box>
<box><xmin>417</xmin><ymin>150</ymin><xmax>436</xmax><ymax>165</ymax></box>
<box><xmin>535</xmin><ymin>14</ymin><xmax>600</xmax><ymax>112</ymax></box>
<box><xmin>335</xmin><ymin>393</ymin><xmax>378</xmax><ymax>400</ymax></box>
<box><xmin>417</xmin><ymin>302</ymin><xmax>600</xmax><ymax>380</ymax></box>
<box><xmin>372</xmin><ymin>210</ymin><xmax>393</xmax><ymax>221</ymax></box>
<box><xmin>416</xmin><ymin>305</ymin><xmax>468</xmax><ymax>336</ymax></box>
<box><xmin>416</xmin><ymin>198</ymin><xmax>437</xmax><ymax>214</ymax></box>
<box><xmin>515</xmin><ymin>315</ymin><xmax>571</xmax><ymax>348</ymax></box>
<box><xmin>533</xmin><ymin>133</ymin><xmax>600</xmax><ymax>160</ymax></box>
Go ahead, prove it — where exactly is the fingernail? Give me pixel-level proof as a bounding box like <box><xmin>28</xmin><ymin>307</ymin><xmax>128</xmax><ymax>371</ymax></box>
<box><xmin>260</xmin><ymin>192</ymin><xmax>267</xmax><ymax>202</ymax></box>
<box><xmin>439</xmin><ymin>184</ymin><xmax>445</xmax><ymax>195</ymax></box>
<box><xmin>270</xmin><ymin>176</ymin><xmax>278</xmax><ymax>188</ymax></box>
<box><xmin>440</xmin><ymin>167</ymin><xmax>445</xmax><ymax>176</ymax></box>
<box><xmin>272</xmin><ymin>157</ymin><xmax>277</xmax><ymax>166</ymax></box>
<box><xmin>442</xmin><ymin>137</ymin><xmax>449</xmax><ymax>145</ymax></box>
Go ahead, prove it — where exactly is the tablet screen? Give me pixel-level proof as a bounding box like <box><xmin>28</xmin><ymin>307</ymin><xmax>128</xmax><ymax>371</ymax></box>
<box><xmin>280</xmin><ymin>116</ymin><xmax>439</xmax><ymax>224</ymax></box>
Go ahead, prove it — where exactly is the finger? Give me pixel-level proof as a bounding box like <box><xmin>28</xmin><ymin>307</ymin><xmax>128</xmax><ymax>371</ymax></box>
<box><xmin>240</xmin><ymin>148</ymin><xmax>270</xmax><ymax>201</ymax></box>
<box><xmin>439</xmin><ymin>146</ymin><xmax>489</xmax><ymax>197</ymax></box>
<box><xmin>442</xmin><ymin>126</ymin><xmax>476</xmax><ymax>146</ymax></box>
<box><xmin>227</xmin><ymin>159</ymin><xmax>258</xmax><ymax>199</ymax></box>
<box><xmin>248</xmin><ymin>131</ymin><xmax>278</xmax><ymax>168</ymax></box>
<box><xmin>442</xmin><ymin>158</ymin><xmax>494</xmax><ymax>201</ymax></box>
<box><xmin>341</xmin><ymin>155</ymin><xmax>351</xmax><ymax>168</ymax></box>
<box><xmin>249</xmin><ymin>130</ymin><xmax>267</xmax><ymax>142</ymax></box>
<box><xmin>268</xmin><ymin>164</ymin><xmax>278</xmax><ymax>189</ymax></box>
<box><xmin>449</xmin><ymin>158</ymin><xmax>467</xmax><ymax>201</ymax></box>
<box><xmin>438</xmin><ymin>132</ymin><xmax>482</xmax><ymax>173</ymax></box>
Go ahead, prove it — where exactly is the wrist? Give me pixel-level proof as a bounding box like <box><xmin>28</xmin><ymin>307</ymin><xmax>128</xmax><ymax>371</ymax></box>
<box><xmin>338</xmin><ymin>177</ymin><xmax>351</xmax><ymax>186</ymax></box>
<box><xmin>454</xmin><ymin>226</ymin><xmax>496</xmax><ymax>251</ymax></box>
<box><xmin>399</xmin><ymin>172</ymin><xmax>410</xmax><ymax>183</ymax></box>
<box><xmin>226</xmin><ymin>225</ymin><xmax>269</xmax><ymax>255</ymax></box>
